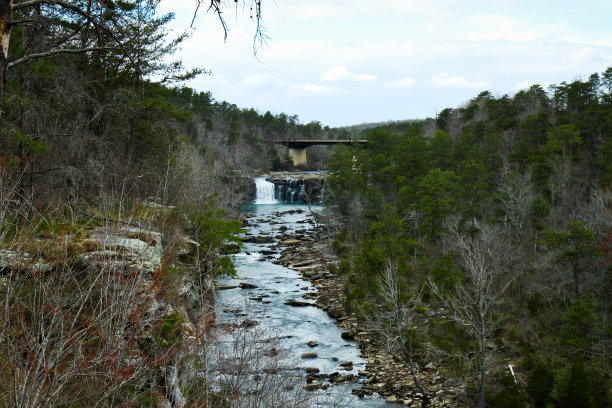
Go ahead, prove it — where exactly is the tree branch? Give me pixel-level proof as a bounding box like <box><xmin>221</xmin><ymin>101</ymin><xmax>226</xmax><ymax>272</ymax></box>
<box><xmin>191</xmin><ymin>1</ymin><xmax>268</xmax><ymax>55</ymax></box>
<box><xmin>12</xmin><ymin>0</ymin><xmax>136</xmax><ymax>66</ymax></box>
<box><xmin>8</xmin><ymin>18</ymin><xmax>35</xmax><ymax>26</ymax></box>
<box><xmin>8</xmin><ymin>46</ymin><xmax>115</xmax><ymax>68</ymax></box>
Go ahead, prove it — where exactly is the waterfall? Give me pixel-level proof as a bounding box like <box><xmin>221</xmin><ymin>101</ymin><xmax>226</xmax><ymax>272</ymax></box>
<box><xmin>275</xmin><ymin>178</ymin><xmax>306</xmax><ymax>203</ymax></box>
<box><xmin>255</xmin><ymin>175</ymin><xmax>324</xmax><ymax>204</ymax></box>
<box><xmin>254</xmin><ymin>177</ymin><xmax>278</xmax><ymax>204</ymax></box>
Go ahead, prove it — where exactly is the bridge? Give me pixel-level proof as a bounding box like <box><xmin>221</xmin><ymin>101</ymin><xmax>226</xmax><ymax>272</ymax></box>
<box><xmin>274</xmin><ymin>139</ymin><xmax>367</xmax><ymax>167</ymax></box>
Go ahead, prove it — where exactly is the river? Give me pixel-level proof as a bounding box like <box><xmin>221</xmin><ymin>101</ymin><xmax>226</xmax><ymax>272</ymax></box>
<box><xmin>215</xmin><ymin>176</ymin><xmax>391</xmax><ymax>407</ymax></box>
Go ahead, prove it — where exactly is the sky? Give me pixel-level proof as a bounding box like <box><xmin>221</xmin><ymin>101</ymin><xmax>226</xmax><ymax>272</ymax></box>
<box><xmin>158</xmin><ymin>0</ymin><xmax>612</xmax><ymax>128</ymax></box>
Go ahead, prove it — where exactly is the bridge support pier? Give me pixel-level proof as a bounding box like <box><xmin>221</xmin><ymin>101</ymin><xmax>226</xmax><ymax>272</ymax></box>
<box><xmin>287</xmin><ymin>147</ymin><xmax>307</xmax><ymax>168</ymax></box>
<box><xmin>274</xmin><ymin>139</ymin><xmax>368</xmax><ymax>169</ymax></box>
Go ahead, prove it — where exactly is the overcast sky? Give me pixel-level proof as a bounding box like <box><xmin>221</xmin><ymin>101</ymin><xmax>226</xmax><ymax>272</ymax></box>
<box><xmin>158</xmin><ymin>0</ymin><xmax>612</xmax><ymax>128</ymax></box>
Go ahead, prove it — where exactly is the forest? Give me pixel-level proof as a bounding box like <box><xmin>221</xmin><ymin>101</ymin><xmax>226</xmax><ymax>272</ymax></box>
<box><xmin>324</xmin><ymin>70</ymin><xmax>612</xmax><ymax>407</ymax></box>
<box><xmin>0</xmin><ymin>0</ymin><xmax>611</xmax><ymax>407</ymax></box>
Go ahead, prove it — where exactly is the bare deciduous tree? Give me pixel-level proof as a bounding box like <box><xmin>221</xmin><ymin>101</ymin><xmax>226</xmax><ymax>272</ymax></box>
<box><xmin>430</xmin><ymin>220</ymin><xmax>515</xmax><ymax>408</ymax></box>
<box><xmin>364</xmin><ymin>260</ymin><xmax>430</xmax><ymax>407</ymax></box>
<box><xmin>498</xmin><ymin>171</ymin><xmax>534</xmax><ymax>245</ymax></box>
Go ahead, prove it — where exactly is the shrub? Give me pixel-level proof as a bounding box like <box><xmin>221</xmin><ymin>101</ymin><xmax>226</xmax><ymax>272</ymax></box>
<box><xmin>487</xmin><ymin>371</ymin><xmax>526</xmax><ymax>408</ymax></box>
<box><xmin>554</xmin><ymin>360</ymin><xmax>594</xmax><ymax>408</ymax></box>
<box><xmin>527</xmin><ymin>361</ymin><xmax>555</xmax><ymax>408</ymax></box>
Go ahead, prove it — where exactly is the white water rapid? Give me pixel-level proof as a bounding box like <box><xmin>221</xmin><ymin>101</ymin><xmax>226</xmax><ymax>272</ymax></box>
<box><xmin>253</xmin><ymin>177</ymin><xmax>278</xmax><ymax>204</ymax></box>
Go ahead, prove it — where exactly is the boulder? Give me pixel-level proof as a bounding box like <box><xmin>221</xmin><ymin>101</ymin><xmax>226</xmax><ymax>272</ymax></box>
<box><xmin>279</xmin><ymin>239</ymin><xmax>301</xmax><ymax>245</ymax></box>
<box><xmin>216</xmin><ymin>285</ymin><xmax>239</xmax><ymax>290</ymax></box>
<box><xmin>241</xmin><ymin>319</ymin><xmax>258</xmax><ymax>328</ymax></box>
<box><xmin>341</xmin><ymin>328</ymin><xmax>357</xmax><ymax>340</ymax></box>
<box><xmin>0</xmin><ymin>250</ymin><xmax>53</xmax><ymax>273</ymax></box>
<box><xmin>285</xmin><ymin>299</ymin><xmax>313</xmax><ymax>307</ymax></box>
<box><xmin>329</xmin><ymin>374</ymin><xmax>355</xmax><ymax>383</ymax></box>
<box><xmin>292</xmin><ymin>260</ymin><xmax>315</xmax><ymax>267</ymax></box>
<box><xmin>340</xmin><ymin>361</ymin><xmax>353</xmax><ymax>370</ymax></box>
<box><xmin>304</xmin><ymin>381</ymin><xmax>321</xmax><ymax>391</ymax></box>
<box><xmin>386</xmin><ymin>395</ymin><xmax>398</xmax><ymax>403</ymax></box>
<box><xmin>243</xmin><ymin>236</ymin><xmax>274</xmax><ymax>244</ymax></box>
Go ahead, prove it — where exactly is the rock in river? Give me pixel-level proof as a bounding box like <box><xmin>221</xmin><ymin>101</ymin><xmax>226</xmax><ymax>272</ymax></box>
<box><xmin>341</xmin><ymin>328</ymin><xmax>357</xmax><ymax>340</ymax></box>
<box><xmin>279</xmin><ymin>239</ymin><xmax>301</xmax><ymax>245</ymax></box>
<box><xmin>284</xmin><ymin>298</ymin><xmax>313</xmax><ymax>307</ymax></box>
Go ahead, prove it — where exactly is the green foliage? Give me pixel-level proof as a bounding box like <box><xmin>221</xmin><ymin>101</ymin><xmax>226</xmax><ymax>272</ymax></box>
<box><xmin>527</xmin><ymin>361</ymin><xmax>555</xmax><ymax>408</ymax></box>
<box><xmin>187</xmin><ymin>196</ymin><xmax>243</xmax><ymax>277</ymax></box>
<box><xmin>544</xmin><ymin>124</ymin><xmax>583</xmax><ymax>160</ymax></box>
<box><xmin>530</xmin><ymin>194</ymin><xmax>552</xmax><ymax>231</ymax></box>
<box><xmin>155</xmin><ymin>312</ymin><xmax>183</xmax><ymax>345</ymax></box>
<box><xmin>554</xmin><ymin>360</ymin><xmax>594</xmax><ymax>408</ymax></box>
<box><xmin>8</xmin><ymin>128</ymin><xmax>48</xmax><ymax>155</ymax></box>
<box><xmin>560</xmin><ymin>293</ymin><xmax>598</xmax><ymax>357</ymax></box>
<box><xmin>486</xmin><ymin>371</ymin><xmax>526</xmax><ymax>408</ymax></box>
<box><xmin>427</xmin><ymin>319</ymin><xmax>471</xmax><ymax>371</ymax></box>
<box><xmin>428</xmin><ymin>130</ymin><xmax>455</xmax><ymax>170</ymax></box>
<box><xmin>417</xmin><ymin>168</ymin><xmax>456</xmax><ymax>239</ymax></box>
<box><xmin>541</xmin><ymin>222</ymin><xmax>600</xmax><ymax>297</ymax></box>
<box><xmin>428</xmin><ymin>253</ymin><xmax>463</xmax><ymax>292</ymax></box>
<box><xmin>526</xmin><ymin>291</ymin><xmax>548</xmax><ymax>316</ymax></box>
<box><xmin>457</xmin><ymin>159</ymin><xmax>490</xmax><ymax>220</ymax></box>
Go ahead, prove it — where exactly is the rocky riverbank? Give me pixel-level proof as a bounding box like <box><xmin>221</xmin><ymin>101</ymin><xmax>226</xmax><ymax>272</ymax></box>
<box><xmin>270</xmin><ymin>213</ymin><xmax>471</xmax><ymax>407</ymax></box>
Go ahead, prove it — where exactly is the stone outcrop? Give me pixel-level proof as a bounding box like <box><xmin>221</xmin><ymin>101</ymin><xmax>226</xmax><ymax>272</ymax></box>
<box><xmin>0</xmin><ymin>210</ymin><xmax>215</xmax><ymax>408</ymax></box>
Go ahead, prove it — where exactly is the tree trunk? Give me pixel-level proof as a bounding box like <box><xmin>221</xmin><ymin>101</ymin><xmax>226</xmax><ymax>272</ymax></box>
<box><xmin>0</xmin><ymin>0</ymin><xmax>13</xmax><ymax>115</ymax></box>
<box><xmin>572</xmin><ymin>259</ymin><xmax>580</xmax><ymax>298</ymax></box>
<box><xmin>406</xmin><ymin>352</ymin><xmax>430</xmax><ymax>407</ymax></box>
<box><xmin>478</xmin><ymin>331</ymin><xmax>486</xmax><ymax>408</ymax></box>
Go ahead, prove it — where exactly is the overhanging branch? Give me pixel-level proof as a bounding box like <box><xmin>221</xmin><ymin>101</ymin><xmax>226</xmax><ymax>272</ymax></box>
<box><xmin>12</xmin><ymin>0</ymin><xmax>135</xmax><ymax>66</ymax></box>
<box><xmin>191</xmin><ymin>1</ymin><xmax>268</xmax><ymax>55</ymax></box>
<box><xmin>8</xmin><ymin>46</ymin><xmax>116</xmax><ymax>68</ymax></box>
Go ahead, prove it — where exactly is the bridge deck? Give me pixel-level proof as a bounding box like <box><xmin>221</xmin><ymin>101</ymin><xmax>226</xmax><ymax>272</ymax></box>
<box><xmin>274</xmin><ymin>139</ymin><xmax>367</xmax><ymax>148</ymax></box>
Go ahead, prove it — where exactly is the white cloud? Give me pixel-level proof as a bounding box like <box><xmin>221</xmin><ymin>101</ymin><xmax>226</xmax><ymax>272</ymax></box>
<box><xmin>237</xmin><ymin>74</ymin><xmax>341</xmax><ymax>96</ymax></box>
<box><xmin>281</xmin><ymin>0</ymin><xmax>457</xmax><ymax>21</ymax></box>
<box><xmin>321</xmin><ymin>66</ymin><xmax>352</xmax><ymax>81</ymax></box>
<box><xmin>321</xmin><ymin>65</ymin><xmax>378</xmax><ymax>82</ymax></box>
<box><xmin>429</xmin><ymin>73</ymin><xmax>490</xmax><ymax>89</ymax></box>
<box><xmin>238</xmin><ymin>74</ymin><xmax>290</xmax><ymax>89</ymax></box>
<box><xmin>511</xmin><ymin>80</ymin><xmax>552</xmax><ymax>94</ymax></box>
<box><xmin>511</xmin><ymin>80</ymin><xmax>536</xmax><ymax>92</ymax></box>
<box><xmin>356</xmin><ymin>73</ymin><xmax>379</xmax><ymax>82</ymax></box>
<box><xmin>570</xmin><ymin>47</ymin><xmax>606</xmax><ymax>64</ymax></box>
<box><xmin>289</xmin><ymin>83</ymin><xmax>341</xmax><ymax>96</ymax></box>
<box><xmin>191</xmin><ymin>72</ymin><xmax>231</xmax><ymax>91</ymax></box>
<box><xmin>160</xmin><ymin>0</ymin><xmax>612</xmax><ymax>127</ymax></box>
<box><xmin>384</xmin><ymin>77</ymin><xmax>416</xmax><ymax>88</ymax></box>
